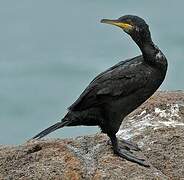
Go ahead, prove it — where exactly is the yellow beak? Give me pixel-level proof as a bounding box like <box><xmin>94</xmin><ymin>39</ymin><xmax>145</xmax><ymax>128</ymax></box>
<box><xmin>101</xmin><ymin>19</ymin><xmax>133</xmax><ymax>31</ymax></box>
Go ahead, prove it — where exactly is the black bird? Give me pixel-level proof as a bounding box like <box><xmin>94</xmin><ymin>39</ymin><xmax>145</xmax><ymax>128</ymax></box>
<box><xmin>32</xmin><ymin>15</ymin><xmax>167</xmax><ymax>167</ymax></box>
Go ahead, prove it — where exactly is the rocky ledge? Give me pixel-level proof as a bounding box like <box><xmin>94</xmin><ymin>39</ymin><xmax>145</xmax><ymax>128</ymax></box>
<box><xmin>0</xmin><ymin>91</ymin><xmax>184</xmax><ymax>179</ymax></box>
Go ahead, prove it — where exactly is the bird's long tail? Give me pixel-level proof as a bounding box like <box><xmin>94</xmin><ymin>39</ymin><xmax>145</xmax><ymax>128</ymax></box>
<box><xmin>31</xmin><ymin>120</ymin><xmax>71</xmax><ymax>140</ymax></box>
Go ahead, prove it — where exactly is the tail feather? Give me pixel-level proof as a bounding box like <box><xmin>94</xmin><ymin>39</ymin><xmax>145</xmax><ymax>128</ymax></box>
<box><xmin>31</xmin><ymin>120</ymin><xmax>70</xmax><ymax>140</ymax></box>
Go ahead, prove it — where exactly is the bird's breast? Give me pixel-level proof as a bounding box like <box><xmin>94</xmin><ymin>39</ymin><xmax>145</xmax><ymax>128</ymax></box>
<box><xmin>110</xmin><ymin>65</ymin><xmax>165</xmax><ymax>118</ymax></box>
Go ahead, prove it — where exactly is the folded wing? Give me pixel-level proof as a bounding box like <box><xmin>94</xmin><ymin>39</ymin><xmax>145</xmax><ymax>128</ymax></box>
<box><xmin>69</xmin><ymin>56</ymin><xmax>148</xmax><ymax>111</ymax></box>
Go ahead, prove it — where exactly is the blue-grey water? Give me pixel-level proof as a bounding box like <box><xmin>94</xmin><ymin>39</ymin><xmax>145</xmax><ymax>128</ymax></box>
<box><xmin>0</xmin><ymin>1</ymin><xmax>184</xmax><ymax>144</ymax></box>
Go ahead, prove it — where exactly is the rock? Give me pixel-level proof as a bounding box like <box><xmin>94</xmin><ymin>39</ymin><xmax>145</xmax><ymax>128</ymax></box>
<box><xmin>0</xmin><ymin>91</ymin><xmax>184</xmax><ymax>179</ymax></box>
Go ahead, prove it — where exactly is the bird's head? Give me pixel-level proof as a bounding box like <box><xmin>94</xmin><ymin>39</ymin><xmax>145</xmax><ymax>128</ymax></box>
<box><xmin>101</xmin><ymin>15</ymin><xmax>152</xmax><ymax>46</ymax></box>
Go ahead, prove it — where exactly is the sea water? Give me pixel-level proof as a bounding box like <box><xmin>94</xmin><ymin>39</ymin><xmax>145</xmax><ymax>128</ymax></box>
<box><xmin>0</xmin><ymin>0</ymin><xmax>184</xmax><ymax>144</ymax></box>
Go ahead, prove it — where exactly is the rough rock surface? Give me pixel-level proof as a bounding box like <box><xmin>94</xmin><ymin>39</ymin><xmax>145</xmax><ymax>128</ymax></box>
<box><xmin>0</xmin><ymin>91</ymin><xmax>184</xmax><ymax>179</ymax></box>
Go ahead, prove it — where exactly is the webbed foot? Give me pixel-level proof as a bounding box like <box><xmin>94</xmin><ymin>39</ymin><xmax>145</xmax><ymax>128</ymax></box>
<box><xmin>114</xmin><ymin>148</ymin><xmax>149</xmax><ymax>167</ymax></box>
<box><xmin>107</xmin><ymin>138</ymin><xmax>141</xmax><ymax>151</ymax></box>
<box><xmin>119</xmin><ymin>138</ymin><xmax>141</xmax><ymax>151</ymax></box>
<box><xmin>108</xmin><ymin>134</ymin><xmax>150</xmax><ymax>167</ymax></box>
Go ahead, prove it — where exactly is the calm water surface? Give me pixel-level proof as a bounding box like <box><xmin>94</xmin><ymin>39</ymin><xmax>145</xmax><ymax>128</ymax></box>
<box><xmin>0</xmin><ymin>1</ymin><xmax>184</xmax><ymax>144</ymax></box>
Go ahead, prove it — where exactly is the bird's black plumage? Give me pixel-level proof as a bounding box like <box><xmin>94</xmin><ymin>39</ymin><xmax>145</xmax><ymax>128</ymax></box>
<box><xmin>32</xmin><ymin>15</ymin><xmax>167</xmax><ymax>167</ymax></box>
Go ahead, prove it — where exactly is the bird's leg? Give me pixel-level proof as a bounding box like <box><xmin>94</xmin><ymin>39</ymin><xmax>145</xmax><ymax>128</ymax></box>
<box><xmin>109</xmin><ymin>134</ymin><xmax>150</xmax><ymax>167</ymax></box>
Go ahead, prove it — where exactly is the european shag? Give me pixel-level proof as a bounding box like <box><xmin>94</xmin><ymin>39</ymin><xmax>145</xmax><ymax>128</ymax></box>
<box><xmin>32</xmin><ymin>15</ymin><xmax>168</xmax><ymax>167</ymax></box>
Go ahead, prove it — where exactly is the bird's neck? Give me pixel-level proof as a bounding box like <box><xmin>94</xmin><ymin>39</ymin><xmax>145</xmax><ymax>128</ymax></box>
<box><xmin>131</xmin><ymin>33</ymin><xmax>158</xmax><ymax>60</ymax></box>
<box><xmin>134</xmin><ymin>38</ymin><xmax>167</xmax><ymax>70</ymax></box>
<box><xmin>140</xmin><ymin>41</ymin><xmax>158</xmax><ymax>60</ymax></box>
